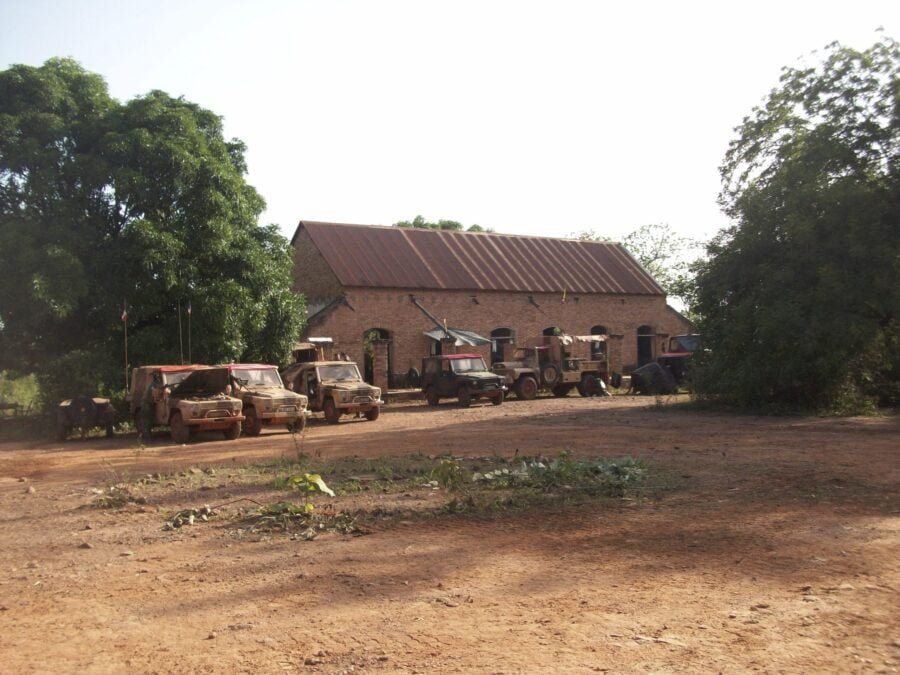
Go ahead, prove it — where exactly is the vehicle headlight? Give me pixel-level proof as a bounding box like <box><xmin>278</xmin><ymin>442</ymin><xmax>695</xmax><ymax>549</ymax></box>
<box><xmin>372</xmin><ymin>387</ymin><xmax>381</xmax><ymax>399</ymax></box>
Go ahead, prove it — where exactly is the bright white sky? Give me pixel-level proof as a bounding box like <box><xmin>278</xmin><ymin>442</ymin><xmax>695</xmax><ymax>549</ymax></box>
<box><xmin>1</xmin><ymin>0</ymin><xmax>896</xmax><ymax>245</ymax></box>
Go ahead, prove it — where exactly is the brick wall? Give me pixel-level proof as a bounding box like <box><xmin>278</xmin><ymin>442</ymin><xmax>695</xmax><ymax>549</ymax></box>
<box><xmin>301</xmin><ymin>288</ymin><xmax>692</xmax><ymax>385</ymax></box>
<box><xmin>291</xmin><ymin>227</ymin><xmax>343</xmax><ymax>305</ymax></box>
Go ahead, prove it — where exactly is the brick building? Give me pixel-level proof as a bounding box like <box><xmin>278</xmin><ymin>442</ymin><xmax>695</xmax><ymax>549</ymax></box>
<box><xmin>290</xmin><ymin>221</ymin><xmax>692</xmax><ymax>390</ymax></box>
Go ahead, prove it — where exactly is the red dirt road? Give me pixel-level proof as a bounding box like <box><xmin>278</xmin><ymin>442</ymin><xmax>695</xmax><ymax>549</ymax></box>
<box><xmin>0</xmin><ymin>396</ymin><xmax>897</xmax><ymax>673</ymax></box>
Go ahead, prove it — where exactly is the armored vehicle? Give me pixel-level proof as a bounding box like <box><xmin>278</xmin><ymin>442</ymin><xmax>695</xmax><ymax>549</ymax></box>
<box><xmin>492</xmin><ymin>334</ymin><xmax>607</xmax><ymax>399</ymax></box>
<box><xmin>129</xmin><ymin>365</ymin><xmax>244</xmax><ymax>443</ymax></box>
<box><xmin>421</xmin><ymin>354</ymin><xmax>506</xmax><ymax>407</ymax></box>
<box><xmin>226</xmin><ymin>363</ymin><xmax>309</xmax><ymax>435</ymax></box>
<box><xmin>56</xmin><ymin>396</ymin><xmax>116</xmax><ymax>441</ymax></box>
<box><xmin>281</xmin><ymin>361</ymin><xmax>382</xmax><ymax>424</ymax></box>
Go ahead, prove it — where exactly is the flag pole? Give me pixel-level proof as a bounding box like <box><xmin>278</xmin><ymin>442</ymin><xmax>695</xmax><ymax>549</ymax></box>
<box><xmin>178</xmin><ymin>298</ymin><xmax>184</xmax><ymax>365</ymax></box>
<box><xmin>187</xmin><ymin>301</ymin><xmax>192</xmax><ymax>363</ymax></box>
<box><xmin>122</xmin><ymin>299</ymin><xmax>129</xmax><ymax>393</ymax></box>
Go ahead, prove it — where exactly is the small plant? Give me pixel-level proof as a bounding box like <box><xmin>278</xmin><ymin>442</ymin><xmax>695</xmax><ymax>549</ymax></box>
<box><xmin>430</xmin><ymin>458</ymin><xmax>472</xmax><ymax>492</ymax></box>
<box><xmin>287</xmin><ymin>473</ymin><xmax>335</xmax><ymax>513</ymax></box>
<box><xmin>92</xmin><ymin>485</ymin><xmax>146</xmax><ymax>509</ymax></box>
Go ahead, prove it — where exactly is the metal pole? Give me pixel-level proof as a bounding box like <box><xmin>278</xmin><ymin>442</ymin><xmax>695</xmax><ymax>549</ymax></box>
<box><xmin>178</xmin><ymin>299</ymin><xmax>184</xmax><ymax>364</ymax></box>
<box><xmin>123</xmin><ymin>300</ymin><xmax>128</xmax><ymax>393</ymax></box>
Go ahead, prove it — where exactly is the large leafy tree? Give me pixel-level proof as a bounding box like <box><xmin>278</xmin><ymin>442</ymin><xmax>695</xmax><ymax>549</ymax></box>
<box><xmin>0</xmin><ymin>58</ymin><xmax>304</xmax><ymax>406</ymax></box>
<box><xmin>692</xmin><ymin>37</ymin><xmax>899</xmax><ymax>410</ymax></box>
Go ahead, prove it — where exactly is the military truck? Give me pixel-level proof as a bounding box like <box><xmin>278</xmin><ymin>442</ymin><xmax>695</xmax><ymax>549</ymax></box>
<box><xmin>421</xmin><ymin>354</ymin><xmax>506</xmax><ymax>407</ymax></box>
<box><xmin>492</xmin><ymin>334</ymin><xmax>608</xmax><ymax>399</ymax></box>
<box><xmin>226</xmin><ymin>363</ymin><xmax>309</xmax><ymax>435</ymax></box>
<box><xmin>129</xmin><ymin>365</ymin><xmax>244</xmax><ymax>443</ymax></box>
<box><xmin>56</xmin><ymin>396</ymin><xmax>116</xmax><ymax>441</ymax></box>
<box><xmin>281</xmin><ymin>360</ymin><xmax>382</xmax><ymax>424</ymax></box>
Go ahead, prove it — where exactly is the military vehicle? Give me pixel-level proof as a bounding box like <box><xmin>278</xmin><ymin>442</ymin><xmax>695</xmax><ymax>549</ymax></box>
<box><xmin>56</xmin><ymin>396</ymin><xmax>116</xmax><ymax>441</ymax></box>
<box><xmin>128</xmin><ymin>365</ymin><xmax>244</xmax><ymax>443</ymax></box>
<box><xmin>225</xmin><ymin>363</ymin><xmax>309</xmax><ymax>435</ymax></box>
<box><xmin>421</xmin><ymin>354</ymin><xmax>506</xmax><ymax>407</ymax></box>
<box><xmin>281</xmin><ymin>360</ymin><xmax>382</xmax><ymax>424</ymax></box>
<box><xmin>657</xmin><ymin>334</ymin><xmax>702</xmax><ymax>385</ymax></box>
<box><xmin>492</xmin><ymin>334</ymin><xmax>608</xmax><ymax>399</ymax></box>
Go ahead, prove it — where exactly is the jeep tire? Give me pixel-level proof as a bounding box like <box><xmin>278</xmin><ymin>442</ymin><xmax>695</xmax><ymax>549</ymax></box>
<box><xmin>457</xmin><ymin>387</ymin><xmax>472</xmax><ymax>408</ymax></box>
<box><xmin>517</xmin><ymin>376</ymin><xmax>538</xmax><ymax>400</ymax></box>
<box><xmin>577</xmin><ymin>374</ymin><xmax>599</xmax><ymax>397</ymax></box>
<box><xmin>323</xmin><ymin>398</ymin><xmax>341</xmax><ymax>424</ymax></box>
<box><xmin>224</xmin><ymin>421</ymin><xmax>241</xmax><ymax>440</ymax></box>
<box><xmin>242</xmin><ymin>406</ymin><xmax>263</xmax><ymax>436</ymax></box>
<box><xmin>170</xmin><ymin>412</ymin><xmax>189</xmax><ymax>444</ymax></box>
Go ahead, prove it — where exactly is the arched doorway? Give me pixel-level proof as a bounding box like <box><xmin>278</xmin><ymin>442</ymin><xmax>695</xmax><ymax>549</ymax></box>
<box><xmin>637</xmin><ymin>325</ymin><xmax>654</xmax><ymax>367</ymax></box>
<box><xmin>543</xmin><ymin>326</ymin><xmax>561</xmax><ymax>336</ymax></box>
<box><xmin>363</xmin><ymin>328</ymin><xmax>391</xmax><ymax>387</ymax></box>
<box><xmin>590</xmin><ymin>324</ymin><xmax>608</xmax><ymax>360</ymax></box>
<box><xmin>490</xmin><ymin>328</ymin><xmax>514</xmax><ymax>364</ymax></box>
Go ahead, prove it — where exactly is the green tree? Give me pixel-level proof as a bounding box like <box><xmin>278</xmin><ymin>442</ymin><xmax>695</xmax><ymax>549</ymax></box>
<box><xmin>0</xmin><ymin>58</ymin><xmax>304</xmax><ymax>408</ymax></box>
<box><xmin>393</xmin><ymin>215</ymin><xmax>491</xmax><ymax>232</ymax></box>
<box><xmin>692</xmin><ymin>37</ymin><xmax>899</xmax><ymax>410</ymax></box>
<box><xmin>572</xmin><ymin>224</ymin><xmax>702</xmax><ymax>315</ymax></box>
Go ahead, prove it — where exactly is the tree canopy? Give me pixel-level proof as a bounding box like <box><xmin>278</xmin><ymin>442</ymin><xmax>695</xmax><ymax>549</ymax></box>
<box><xmin>0</xmin><ymin>58</ymin><xmax>304</xmax><ymax>406</ymax></box>
<box><xmin>393</xmin><ymin>215</ymin><xmax>491</xmax><ymax>232</ymax></box>
<box><xmin>692</xmin><ymin>37</ymin><xmax>899</xmax><ymax>410</ymax></box>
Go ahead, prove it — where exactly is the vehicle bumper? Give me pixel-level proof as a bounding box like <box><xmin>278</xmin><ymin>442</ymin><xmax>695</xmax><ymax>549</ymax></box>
<box><xmin>259</xmin><ymin>410</ymin><xmax>309</xmax><ymax>424</ymax></box>
<box><xmin>336</xmin><ymin>399</ymin><xmax>383</xmax><ymax>414</ymax></box>
<box><xmin>185</xmin><ymin>415</ymin><xmax>244</xmax><ymax>430</ymax></box>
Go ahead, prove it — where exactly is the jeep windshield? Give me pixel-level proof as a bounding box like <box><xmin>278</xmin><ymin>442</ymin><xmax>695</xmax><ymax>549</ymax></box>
<box><xmin>317</xmin><ymin>364</ymin><xmax>362</xmax><ymax>382</ymax></box>
<box><xmin>230</xmin><ymin>367</ymin><xmax>282</xmax><ymax>387</ymax></box>
<box><xmin>161</xmin><ymin>370</ymin><xmax>198</xmax><ymax>387</ymax></box>
<box><xmin>669</xmin><ymin>335</ymin><xmax>702</xmax><ymax>352</ymax></box>
<box><xmin>450</xmin><ymin>357</ymin><xmax>488</xmax><ymax>374</ymax></box>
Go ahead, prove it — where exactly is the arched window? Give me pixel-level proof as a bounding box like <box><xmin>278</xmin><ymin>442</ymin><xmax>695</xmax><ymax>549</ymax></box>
<box><xmin>637</xmin><ymin>325</ymin><xmax>654</xmax><ymax>367</ymax></box>
<box><xmin>590</xmin><ymin>325</ymin><xmax>608</xmax><ymax>360</ymax></box>
<box><xmin>490</xmin><ymin>327</ymin><xmax>515</xmax><ymax>364</ymax></box>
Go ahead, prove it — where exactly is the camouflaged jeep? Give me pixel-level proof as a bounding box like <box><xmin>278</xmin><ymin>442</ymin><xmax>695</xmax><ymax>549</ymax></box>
<box><xmin>128</xmin><ymin>365</ymin><xmax>244</xmax><ymax>443</ymax></box>
<box><xmin>226</xmin><ymin>363</ymin><xmax>309</xmax><ymax>435</ymax></box>
<box><xmin>281</xmin><ymin>361</ymin><xmax>382</xmax><ymax>424</ymax></box>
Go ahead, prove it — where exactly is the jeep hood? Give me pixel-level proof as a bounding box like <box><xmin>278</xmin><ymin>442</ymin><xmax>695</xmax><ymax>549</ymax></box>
<box><xmin>461</xmin><ymin>372</ymin><xmax>501</xmax><ymax>381</ymax></box>
<box><xmin>171</xmin><ymin>367</ymin><xmax>230</xmax><ymax>396</ymax></box>
<box><xmin>245</xmin><ymin>385</ymin><xmax>301</xmax><ymax>398</ymax></box>
<box><xmin>326</xmin><ymin>381</ymin><xmax>374</xmax><ymax>390</ymax></box>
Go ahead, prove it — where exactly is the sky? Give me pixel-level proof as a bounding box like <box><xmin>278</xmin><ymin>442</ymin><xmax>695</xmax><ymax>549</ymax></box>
<box><xmin>1</xmin><ymin>0</ymin><xmax>897</xmax><ymax>245</ymax></box>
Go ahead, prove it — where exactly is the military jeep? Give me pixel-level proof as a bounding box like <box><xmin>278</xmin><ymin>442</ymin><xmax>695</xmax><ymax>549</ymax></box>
<box><xmin>226</xmin><ymin>363</ymin><xmax>309</xmax><ymax>435</ymax></box>
<box><xmin>421</xmin><ymin>354</ymin><xmax>506</xmax><ymax>407</ymax></box>
<box><xmin>281</xmin><ymin>361</ymin><xmax>382</xmax><ymax>424</ymax></box>
<box><xmin>128</xmin><ymin>365</ymin><xmax>244</xmax><ymax>443</ymax></box>
<box><xmin>56</xmin><ymin>396</ymin><xmax>116</xmax><ymax>441</ymax></box>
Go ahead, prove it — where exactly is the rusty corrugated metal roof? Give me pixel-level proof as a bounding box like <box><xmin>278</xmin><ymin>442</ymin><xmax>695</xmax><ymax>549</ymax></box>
<box><xmin>293</xmin><ymin>221</ymin><xmax>664</xmax><ymax>295</ymax></box>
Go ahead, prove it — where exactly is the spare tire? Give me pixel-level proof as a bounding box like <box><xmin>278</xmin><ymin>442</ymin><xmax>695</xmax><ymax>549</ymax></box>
<box><xmin>541</xmin><ymin>363</ymin><xmax>560</xmax><ymax>388</ymax></box>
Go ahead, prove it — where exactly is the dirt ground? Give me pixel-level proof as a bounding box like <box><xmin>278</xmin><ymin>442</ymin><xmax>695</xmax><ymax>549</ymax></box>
<box><xmin>0</xmin><ymin>395</ymin><xmax>897</xmax><ymax>674</ymax></box>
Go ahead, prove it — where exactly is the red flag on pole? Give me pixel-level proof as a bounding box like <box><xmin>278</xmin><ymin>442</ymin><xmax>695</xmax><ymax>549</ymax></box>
<box><xmin>121</xmin><ymin>304</ymin><xmax>128</xmax><ymax>322</ymax></box>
